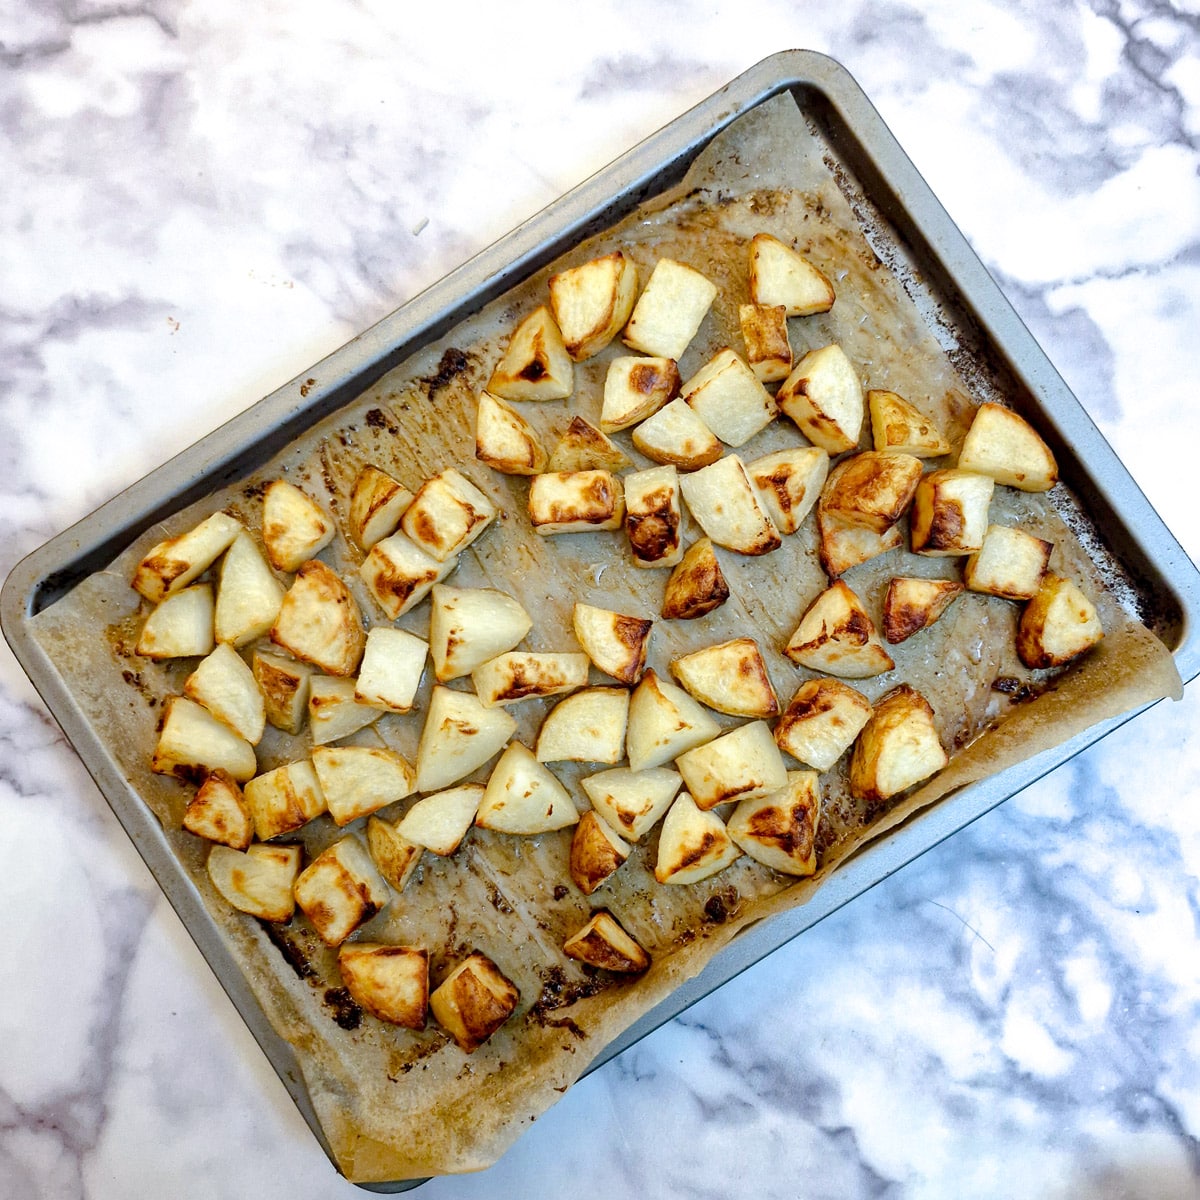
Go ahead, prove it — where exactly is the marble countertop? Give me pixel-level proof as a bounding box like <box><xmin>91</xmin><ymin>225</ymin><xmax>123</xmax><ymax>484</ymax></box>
<box><xmin>3</xmin><ymin>2</ymin><xmax>1198</xmax><ymax>1197</ymax></box>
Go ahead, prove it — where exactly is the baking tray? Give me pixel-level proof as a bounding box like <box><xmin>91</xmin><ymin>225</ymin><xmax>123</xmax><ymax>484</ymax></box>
<box><xmin>4</xmin><ymin>50</ymin><xmax>1200</xmax><ymax>1191</ymax></box>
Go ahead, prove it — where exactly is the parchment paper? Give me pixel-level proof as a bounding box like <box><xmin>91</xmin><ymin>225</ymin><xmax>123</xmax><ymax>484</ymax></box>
<box><xmin>28</xmin><ymin>92</ymin><xmax>1183</xmax><ymax>1182</ymax></box>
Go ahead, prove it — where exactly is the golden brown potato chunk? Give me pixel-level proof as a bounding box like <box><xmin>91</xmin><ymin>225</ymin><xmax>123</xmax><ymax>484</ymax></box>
<box><xmin>670</xmin><ymin>637</ymin><xmax>778</xmax><ymax>718</ymax></box>
<box><xmin>569</xmin><ymin>810</ymin><xmax>630</xmax><ymax>895</ymax></box>
<box><xmin>546</xmin><ymin>415</ymin><xmax>631</xmax><ymax>474</ymax></box>
<box><xmin>601</xmin><ymin>356</ymin><xmax>680</xmax><ymax>432</ymax></box>
<box><xmin>400</xmin><ymin>468</ymin><xmax>496</xmax><ymax>563</ymax></box>
<box><xmin>662</xmin><ymin>538</ymin><xmax>730</xmax><ymax>620</ymax></box>
<box><xmin>183</xmin><ymin>769</ymin><xmax>254</xmax><ymax>850</ymax></box>
<box><xmin>868</xmin><ymin>389</ymin><xmax>951</xmax><ymax>457</ymax></box>
<box><xmin>1016</xmin><ymin>574</ymin><xmax>1103</xmax><ymax>668</ymax></box>
<box><xmin>739</xmin><ymin>302</ymin><xmax>792</xmax><ymax>383</ymax></box>
<box><xmin>563</xmin><ymin>910</ymin><xmax>650</xmax><ymax>973</ymax></box>
<box><xmin>785</xmin><ymin>580</ymin><xmax>895</xmax><ymax>678</ymax></box>
<box><xmin>624</xmin><ymin>465</ymin><xmax>683</xmax><ymax>568</ymax></box>
<box><xmin>548</xmin><ymin>250</ymin><xmax>638</xmax><ymax>361</ymax></box>
<box><xmin>572</xmin><ymin>602</ymin><xmax>652</xmax><ymax>685</ymax></box>
<box><xmin>726</xmin><ymin>770</ymin><xmax>821</xmax><ymax>876</ymax></box>
<box><xmin>474</xmin><ymin>392</ymin><xmax>548</xmax><ymax>476</ymax></box>
<box><xmin>270</xmin><ymin>559</ymin><xmax>366</xmax><ymax>677</ymax></box>
<box><xmin>776</xmin><ymin>344</ymin><xmax>863</xmax><ymax>454</ymax></box>
<box><xmin>429</xmin><ymin>952</ymin><xmax>520</xmax><ymax>1053</ymax></box>
<box><xmin>881</xmin><ymin>577</ymin><xmax>965</xmax><ymax>644</ymax></box>
<box><xmin>774</xmin><ymin>678</ymin><xmax>873</xmax><ymax>772</ymax></box>
<box><xmin>338</xmin><ymin>944</ymin><xmax>429</xmax><ymax>1029</ymax></box>
<box><xmin>909</xmin><ymin>469</ymin><xmax>995</xmax><ymax>556</ymax></box>
<box><xmin>347</xmin><ymin>465</ymin><xmax>414</xmax><ymax>551</ymax></box>
<box><xmin>486</xmin><ymin>305</ymin><xmax>573</xmax><ymax>401</ymax></box>
<box><xmin>849</xmin><ymin>684</ymin><xmax>948</xmax><ymax>801</ymax></box>
<box><xmin>819</xmin><ymin>450</ymin><xmax>924</xmax><ymax>534</ymax></box>
<box><xmin>528</xmin><ymin>470</ymin><xmax>625</xmax><ymax>535</ymax></box>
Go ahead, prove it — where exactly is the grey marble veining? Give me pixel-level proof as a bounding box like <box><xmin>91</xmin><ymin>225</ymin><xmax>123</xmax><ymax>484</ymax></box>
<box><xmin>2</xmin><ymin>2</ymin><xmax>1198</xmax><ymax>1197</ymax></box>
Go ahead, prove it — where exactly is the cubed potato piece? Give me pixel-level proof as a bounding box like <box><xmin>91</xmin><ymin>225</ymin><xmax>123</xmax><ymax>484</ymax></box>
<box><xmin>727</xmin><ymin>770</ymin><xmax>821</xmax><ymax>876</ymax></box>
<box><xmin>622</xmin><ymin>258</ymin><xmax>718</xmax><ymax>360</ymax></box>
<box><xmin>568</xmin><ymin>810</ymin><xmax>630</xmax><ymax>894</ymax></box>
<box><xmin>528</xmin><ymin>470</ymin><xmax>624</xmax><ymax>535</ymax></box>
<box><xmin>572</xmin><ymin>602</ymin><xmax>652</xmax><ymax>685</ymax></box>
<box><xmin>184</xmin><ymin>642</ymin><xmax>266</xmax><ymax>744</ymax></box>
<box><xmin>563</xmin><ymin>910</ymin><xmax>649</xmax><ymax>973</ymax></box>
<box><xmin>338</xmin><ymin>943</ymin><xmax>429</xmax><ymax>1029</ymax></box>
<box><xmin>1016</xmin><ymin>574</ymin><xmax>1104</xmax><ymax>668</ymax></box>
<box><xmin>774</xmin><ymin>678</ymin><xmax>873</xmax><ymax>771</ymax></box>
<box><xmin>819</xmin><ymin>451</ymin><xmax>924</xmax><ymax>534</ymax></box>
<box><xmin>624</xmin><ymin>464</ymin><xmax>683</xmax><ymax>569</ymax></box>
<box><xmin>626</xmin><ymin>669</ymin><xmax>721</xmax><ymax>771</ymax></box>
<box><xmin>675</xmin><ymin>720</ymin><xmax>788</xmax><ymax>811</ymax></box>
<box><xmin>601</xmin><ymin>356</ymin><xmax>680</xmax><ymax>432</ymax></box>
<box><xmin>670</xmin><ymin>638</ymin><xmax>778</xmax><ymax>718</ymax></box>
<box><xmin>681</xmin><ymin>348</ymin><xmax>777</xmax><ymax>448</ymax></box>
<box><xmin>580</xmin><ymin>766</ymin><xmax>682</xmax><ymax>841</ymax></box>
<box><xmin>132</xmin><ymin>511</ymin><xmax>243</xmax><ymax>604</ymax></box>
<box><xmin>548</xmin><ymin>250</ymin><xmax>638</xmax><ymax>360</ymax></box>
<box><xmin>429</xmin><ymin>952</ymin><xmax>520</xmax><ymax>1053</ymax></box>
<box><xmin>308</xmin><ymin>676</ymin><xmax>384</xmax><ymax>746</ymax></box>
<box><xmin>868</xmin><ymin>389</ymin><xmax>951</xmax><ymax>457</ymax></box>
<box><xmin>136</xmin><ymin>584</ymin><xmax>215</xmax><ymax>660</ymax></box>
<box><xmin>400</xmin><ymin>468</ymin><xmax>496</xmax><ymax>564</ymax></box>
<box><xmin>270</xmin><ymin>560</ymin><xmax>366</xmax><ymax>676</ymax></box>
<box><xmin>182</xmin><ymin>769</ymin><xmax>254</xmax><ymax>849</ymax></box>
<box><xmin>546</xmin><ymin>415</ymin><xmax>630</xmax><ymax>473</ymax></box>
<box><xmin>678</xmin><ymin>455</ymin><xmax>781</xmax><ymax>556</ymax></box>
<box><xmin>535</xmin><ymin>687</ymin><xmax>629</xmax><ymax>764</ymax></box>
<box><xmin>747</xmin><ymin>447</ymin><xmax>828</xmax><ymax>535</ymax></box>
<box><xmin>312</xmin><ymin>745</ymin><xmax>416</xmax><ymax>827</ymax></box>
<box><xmin>748</xmin><ymin>233</ymin><xmax>835</xmax><ymax>316</ymax></box>
<box><xmin>366</xmin><ymin>814</ymin><xmax>423</xmax><ymax>892</ymax></box>
<box><xmin>958</xmin><ymin>402</ymin><xmax>1058</xmax><ymax>492</ymax></box>
<box><xmin>207</xmin><ymin>843</ymin><xmax>301</xmax><ymax>922</ymax></box>
<box><xmin>654</xmin><ymin>792</ymin><xmax>741</xmax><ymax>885</ymax></box>
<box><xmin>785</xmin><ymin>580</ymin><xmax>895</xmax><ymax>678</ymax></box>
<box><xmin>347</xmin><ymin>465</ymin><xmax>414</xmax><ymax>552</ymax></box>
<box><xmin>293</xmin><ymin>835</ymin><xmax>390</xmax><ymax>946</ymax></box>
<box><xmin>486</xmin><ymin>305</ymin><xmax>573</xmax><ymax>401</ymax></box>
<box><xmin>964</xmin><ymin>524</ymin><xmax>1053</xmax><ymax>601</ymax></box>
<box><xmin>359</xmin><ymin>530</ymin><xmax>457</xmax><ymax>620</ymax></box>
<box><xmin>214</xmin><ymin>531</ymin><xmax>285</xmax><ymax>647</ymax></box>
<box><xmin>415</xmin><ymin>686</ymin><xmax>517</xmax><ymax>794</ymax></box>
<box><xmin>817</xmin><ymin>498</ymin><xmax>904</xmax><ymax>578</ymax></box>
<box><xmin>429</xmin><ymin>584</ymin><xmax>532</xmax><ymax>682</ymax></box>
<box><xmin>881</xmin><ymin>577</ymin><xmax>965</xmax><ymax>644</ymax></box>
<box><xmin>910</xmin><ymin>469</ymin><xmax>995</xmax><ymax>556</ymax></box>
<box><xmin>661</xmin><ymin>538</ymin><xmax>730</xmax><ymax>621</ymax></box>
<box><xmin>395</xmin><ymin>783</ymin><xmax>484</xmax><ymax>856</ymax></box>
<box><xmin>262</xmin><ymin>480</ymin><xmax>335</xmax><ymax>573</ymax></box>
<box><xmin>739</xmin><ymin>303</ymin><xmax>792</xmax><ymax>383</ymax></box>
<box><xmin>776</xmin><ymin>344</ymin><xmax>864</xmax><ymax>454</ymax></box>
<box><xmin>849</xmin><ymin>684</ymin><xmax>948</xmax><ymax>801</ymax></box>
<box><xmin>243</xmin><ymin>759</ymin><xmax>326</xmax><ymax>841</ymax></box>
<box><xmin>474</xmin><ymin>391</ymin><xmax>549</xmax><ymax>476</ymax></box>
<box><xmin>472</xmin><ymin>651</ymin><xmax>589</xmax><ymax>708</ymax></box>
<box><xmin>151</xmin><ymin>695</ymin><xmax>257</xmax><ymax>784</ymax></box>
<box><xmin>476</xmin><ymin>742</ymin><xmax>579</xmax><ymax>834</ymax></box>
<box><xmin>354</xmin><ymin>627</ymin><xmax>427</xmax><ymax>712</ymax></box>
<box><xmin>631</xmin><ymin>398</ymin><xmax>723</xmax><ymax>471</ymax></box>
<box><xmin>252</xmin><ymin>650</ymin><xmax>313</xmax><ymax>735</ymax></box>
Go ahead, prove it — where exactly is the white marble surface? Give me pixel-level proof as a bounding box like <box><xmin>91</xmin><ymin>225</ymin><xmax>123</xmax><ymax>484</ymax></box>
<box><xmin>3</xmin><ymin>2</ymin><xmax>1199</xmax><ymax>1197</ymax></box>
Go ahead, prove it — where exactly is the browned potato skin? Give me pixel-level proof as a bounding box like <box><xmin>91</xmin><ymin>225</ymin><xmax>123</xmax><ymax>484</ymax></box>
<box><xmin>625</xmin><ymin>480</ymin><xmax>681</xmax><ymax>567</ymax></box>
<box><xmin>909</xmin><ymin>470</ymin><xmax>994</xmax><ymax>556</ymax></box>
<box><xmin>662</xmin><ymin>538</ymin><xmax>730</xmax><ymax>620</ymax></box>
<box><xmin>849</xmin><ymin>684</ymin><xmax>948</xmax><ymax>802</ymax></box>
<box><xmin>739</xmin><ymin>303</ymin><xmax>792</xmax><ymax>382</ymax></box>
<box><xmin>338</xmin><ymin>944</ymin><xmax>429</xmax><ymax>1029</ymax></box>
<box><xmin>563</xmin><ymin>911</ymin><xmax>650</xmax><ymax>973</ymax></box>
<box><xmin>820</xmin><ymin>451</ymin><xmax>924</xmax><ymax>534</ymax></box>
<box><xmin>569</xmin><ymin>811</ymin><xmax>628</xmax><ymax>895</ymax></box>
<box><xmin>429</xmin><ymin>953</ymin><xmax>520</xmax><ymax>1053</ymax></box>
<box><xmin>882</xmin><ymin>577</ymin><xmax>965</xmax><ymax>644</ymax></box>
<box><xmin>1016</xmin><ymin>574</ymin><xmax>1104</xmax><ymax>668</ymax></box>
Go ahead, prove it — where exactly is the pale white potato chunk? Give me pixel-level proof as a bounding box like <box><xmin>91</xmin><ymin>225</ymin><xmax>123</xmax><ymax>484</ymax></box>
<box><xmin>572</xmin><ymin>602</ymin><xmax>651</xmax><ymax>685</ymax></box>
<box><xmin>785</xmin><ymin>579</ymin><xmax>895</xmax><ymax>678</ymax></box>
<box><xmin>774</xmin><ymin>678</ymin><xmax>873</xmax><ymax>772</ymax></box>
<box><xmin>243</xmin><ymin>759</ymin><xmax>327</xmax><ymax>841</ymax></box>
<box><xmin>474</xmin><ymin>391</ymin><xmax>549</xmax><ymax>476</ymax></box>
<box><xmin>312</xmin><ymin>745</ymin><xmax>416</xmax><ymax>827</ymax></box>
<box><xmin>626</xmin><ymin>669</ymin><xmax>720</xmax><ymax>771</ymax></box>
<box><xmin>360</xmin><ymin>531</ymin><xmax>457</xmax><ymax>620</ymax></box>
<box><xmin>348</xmin><ymin>465</ymin><xmax>414</xmax><ymax>552</ymax></box>
<box><xmin>622</xmin><ymin>257</ymin><xmax>718</xmax><ymax>360</ymax></box>
<box><xmin>669</xmin><ymin>637</ymin><xmax>778</xmax><ymax>718</ymax></box>
<box><xmin>184</xmin><ymin>642</ymin><xmax>266</xmax><ymax>744</ymax></box>
<box><xmin>207</xmin><ymin>843</ymin><xmax>301</xmax><ymax>923</ymax></box>
<box><xmin>678</xmin><ymin>454</ymin><xmax>781</xmax><ymax>556</ymax></box>
<box><xmin>486</xmin><ymin>305</ymin><xmax>573</xmax><ymax>401</ymax></box>
<box><xmin>964</xmin><ymin>524</ymin><xmax>1053</xmax><ymax>601</ymax></box>
<box><xmin>396</xmin><ymin>784</ymin><xmax>484</xmax><ymax>857</ymax></box>
<box><xmin>354</xmin><ymin>627</ymin><xmax>428</xmax><ymax>712</ymax></box>
<box><xmin>262</xmin><ymin>480</ymin><xmax>335</xmax><ymax>573</ymax></box>
<box><xmin>776</xmin><ymin>344</ymin><xmax>864</xmax><ymax>454</ymax></box>
<box><xmin>548</xmin><ymin>250</ymin><xmax>638</xmax><ymax>361</ymax></box>
<box><xmin>601</xmin><ymin>356</ymin><xmax>680</xmax><ymax>432</ymax></box>
<box><xmin>136</xmin><ymin>583</ymin><xmax>214</xmax><ymax>660</ymax></box>
<box><xmin>535</xmin><ymin>687</ymin><xmax>629</xmax><ymax>765</ymax></box>
<box><xmin>308</xmin><ymin>676</ymin><xmax>384</xmax><ymax>746</ymax></box>
<box><xmin>631</xmin><ymin>397</ymin><xmax>723</xmax><ymax>471</ymax></box>
<box><xmin>415</xmin><ymin>686</ymin><xmax>517</xmax><ymax>794</ymax></box>
<box><xmin>400</xmin><ymin>468</ymin><xmax>496</xmax><ymax>564</ymax></box>
<box><xmin>472</xmin><ymin>651</ymin><xmax>589</xmax><ymax>708</ymax></box>
<box><xmin>746</xmin><ymin>447</ymin><xmax>828</xmax><ymax>535</ymax></box>
<box><xmin>270</xmin><ymin>559</ymin><xmax>366</xmax><ymax>677</ymax></box>
<box><xmin>654</xmin><ymin>792</ymin><xmax>741</xmax><ymax>885</ymax></box>
<box><xmin>681</xmin><ymin>348</ymin><xmax>777</xmax><ymax>447</ymax></box>
<box><xmin>849</xmin><ymin>684</ymin><xmax>948</xmax><ymax>801</ymax></box>
<box><xmin>674</xmin><ymin>720</ymin><xmax>788</xmax><ymax>811</ymax></box>
<box><xmin>476</xmin><ymin>742</ymin><xmax>579</xmax><ymax>834</ymax></box>
<box><xmin>748</xmin><ymin>232</ymin><xmax>835</xmax><ymax>315</ymax></box>
<box><xmin>132</xmin><ymin>511</ymin><xmax>242</xmax><ymax>604</ymax></box>
<box><xmin>151</xmin><ymin>695</ymin><xmax>257</xmax><ymax>784</ymax></box>
<box><xmin>958</xmin><ymin>402</ymin><xmax>1058</xmax><ymax>491</ymax></box>
<box><xmin>816</xmin><ymin>487</ymin><xmax>904</xmax><ymax>577</ymax></box>
<box><xmin>214</xmin><ymin>531</ymin><xmax>284</xmax><ymax>647</ymax></box>
<box><xmin>429</xmin><ymin>584</ymin><xmax>532</xmax><ymax>682</ymax></box>
<box><xmin>182</xmin><ymin>769</ymin><xmax>254</xmax><ymax>850</ymax></box>
<box><xmin>1016</xmin><ymin>574</ymin><xmax>1104</xmax><ymax>668</ymax></box>
<box><xmin>580</xmin><ymin>766</ymin><xmax>682</xmax><ymax>841</ymax></box>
